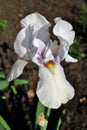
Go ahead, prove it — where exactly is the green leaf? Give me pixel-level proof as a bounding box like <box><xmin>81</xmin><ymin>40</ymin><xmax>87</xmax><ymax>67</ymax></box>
<box><xmin>14</xmin><ymin>79</ymin><xmax>29</xmax><ymax>86</ymax></box>
<box><xmin>56</xmin><ymin>117</ymin><xmax>62</xmax><ymax>130</ymax></box>
<box><xmin>35</xmin><ymin>101</ymin><xmax>45</xmax><ymax>129</ymax></box>
<box><xmin>0</xmin><ymin>115</ymin><xmax>11</xmax><ymax>130</ymax></box>
<box><xmin>40</xmin><ymin>126</ymin><xmax>47</xmax><ymax>130</ymax></box>
<box><xmin>0</xmin><ymin>20</ymin><xmax>7</xmax><ymax>33</ymax></box>
<box><xmin>0</xmin><ymin>96</ymin><xmax>6</xmax><ymax>100</ymax></box>
<box><xmin>11</xmin><ymin>85</ymin><xmax>17</xmax><ymax>95</ymax></box>
<box><xmin>46</xmin><ymin>108</ymin><xmax>51</xmax><ymax>120</ymax></box>
<box><xmin>77</xmin><ymin>52</ymin><xmax>87</xmax><ymax>59</ymax></box>
<box><xmin>0</xmin><ymin>123</ymin><xmax>5</xmax><ymax>130</ymax></box>
<box><xmin>0</xmin><ymin>72</ymin><xmax>6</xmax><ymax>79</ymax></box>
<box><xmin>56</xmin><ymin>109</ymin><xmax>66</xmax><ymax>130</ymax></box>
<box><xmin>80</xmin><ymin>2</ymin><xmax>87</xmax><ymax>32</ymax></box>
<box><xmin>0</xmin><ymin>80</ymin><xmax>9</xmax><ymax>90</ymax></box>
<box><xmin>69</xmin><ymin>39</ymin><xmax>86</xmax><ymax>60</ymax></box>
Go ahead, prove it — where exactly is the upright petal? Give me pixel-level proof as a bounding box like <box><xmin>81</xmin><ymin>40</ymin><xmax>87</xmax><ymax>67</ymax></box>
<box><xmin>14</xmin><ymin>26</ymin><xmax>37</xmax><ymax>60</ymax></box>
<box><xmin>54</xmin><ymin>17</ymin><xmax>61</xmax><ymax>23</ymax></box>
<box><xmin>56</xmin><ymin>45</ymin><xmax>66</xmax><ymax>62</ymax></box>
<box><xmin>31</xmin><ymin>38</ymin><xmax>45</xmax><ymax>66</ymax></box>
<box><xmin>14</xmin><ymin>26</ymin><xmax>32</xmax><ymax>59</ymax></box>
<box><xmin>7</xmin><ymin>59</ymin><xmax>28</xmax><ymax>81</ymax></box>
<box><xmin>53</xmin><ymin>18</ymin><xmax>75</xmax><ymax>48</ymax></box>
<box><xmin>32</xmin><ymin>38</ymin><xmax>54</xmax><ymax>66</ymax></box>
<box><xmin>35</xmin><ymin>27</ymin><xmax>50</xmax><ymax>43</ymax></box>
<box><xmin>37</xmin><ymin>63</ymin><xmax>74</xmax><ymax>109</ymax></box>
<box><xmin>20</xmin><ymin>12</ymin><xmax>51</xmax><ymax>29</ymax></box>
<box><xmin>49</xmin><ymin>40</ymin><xmax>58</xmax><ymax>57</ymax></box>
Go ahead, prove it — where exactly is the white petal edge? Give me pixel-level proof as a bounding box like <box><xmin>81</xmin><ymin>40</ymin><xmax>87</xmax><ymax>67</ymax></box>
<box><xmin>7</xmin><ymin>59</ymin><xmax>28</xmax><ymax>81</ymax></box>
<box><xmin>65</xmin><ymin>54</ymin><xmax>78</xmax><ymax>63</ymax></box>
<box><xmin>14</xmin><ymin>26</ymin><xmax>33</xmax><ymax>59</ymax></box>
<box><xmin>53</xmin><ymin>19</ymin><xmax>75</xmax><ymax>46</ymax></box>
<box><xmin>54</xmin><ymin>17</ymin><xmax>62</xmax><ymax>23</ymax></box>
<box><xmin>20</xmin><ymin>12</ymin><xmax>51</xmax><ymax>28</ymax></box>
<box><xmin>36</xmin><ymin>63</ymin><xmax>75</xmax><ymax>109</ymax></box>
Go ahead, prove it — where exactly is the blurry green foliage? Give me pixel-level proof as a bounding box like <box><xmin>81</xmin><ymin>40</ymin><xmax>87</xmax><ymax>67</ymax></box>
<box><xmin>0</xmin><ymin>115</ymin><xmax>11</xmax><ymax>130</ymax></box>
<box><xmin>69</xmin><ymin>39</ymin><xmax>86</xmax><ymax>60</ymax></box>
<box><xmin>56</xmin><ymin>109</ymin><xmax>66</xmax><ymax>130</ymax></box>
<box><xmin>35</xmin><ymin>101</ymin><xmax>66</xmax><ymax>130</ymax></box>
<box><xmin>80</xmin><ymin>2</ymin><xmax>87</xmax><ymax>32</ymax></box>
<box><xmin>35</xmin><ymin>101</ymin><xmax>45</xmax><ymax>129</ymax></box>
<box><xmin>0</xmin><ymin>72</ymin><xmax>6</xmax><ymax>79</ymax></box>
<box><xmin>0</xmin><ymin>69</ymin><xmax>29</xmax><ymax>97</ymax></box>
<box><xmin>0</xmin><ymin>20</ymin><xmax>7</xmax><ymax>34</ymax></box>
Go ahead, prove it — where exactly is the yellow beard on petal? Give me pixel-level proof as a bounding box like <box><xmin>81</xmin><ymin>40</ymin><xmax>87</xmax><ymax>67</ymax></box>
<box><xmin>44</xmin><ymin>61</ymin><xmax>55</xmax><ymax>74</ymax></box>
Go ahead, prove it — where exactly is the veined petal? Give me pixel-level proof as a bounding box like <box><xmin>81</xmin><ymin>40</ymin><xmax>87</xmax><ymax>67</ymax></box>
<box><xmin>50</xmin><ymin>40</ymin><xmax>58</xmax><ymax>57</ymax></box>
<box><xmin>37</xmin><ymin>63</ymin><xmax>74</xmax><ymax>109</ymax></box>
<box><xmin>32</xmin><ymin>38</ymin><xmax>45</xmax><ymax>55</ymax></box>
<box><xmin>53</xmin><ymin>18</ymin><xmax>75</xmax><ymax>47</ymax></box>
<box><xmin>56</xmin><ymin>46</ymin><xmax>66</xmax><ymax>62</ymax></box>
<box><xmin>65</xmin><ymin>54</ymin><xmax>78</xmax><ymax>63</ymax></box>
<box><xmin>32</xmin><ymin>38</ymin><xmax>54</xmax><ymax>66</ymax></box>
<box><xmin>7</xmin><ymin>59</ymin><xmax>28</xmax><ymax>81</ymax></box>
<box><xmin>20</xmin><ymin>12</ymin><xmax>51</xmax><ymax>29</ymax></box>
<box><xmin>31</xmin><ymin>38</ymin><xmax>45</xmax><ymax>66</ymax></box>
<box><xmin>43</xmin><ymin>48</ymin><xmax>54</xmax><ymax>63</ymax></box>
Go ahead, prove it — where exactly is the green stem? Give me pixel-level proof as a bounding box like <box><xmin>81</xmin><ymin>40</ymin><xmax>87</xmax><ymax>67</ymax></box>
<box><xmin>46</xmin><ymin>108</ymin><xmax>51</xmax><ymax>119</ymax></box>
<box><xmin>40</xmin><ymin>126</ymin><xmax>47</xmax><ymax>130</ymax></box>
<box><xmin>11</xmin><ymin>85</ymin><xmax>17</xmax><ymax>95</ymax></box>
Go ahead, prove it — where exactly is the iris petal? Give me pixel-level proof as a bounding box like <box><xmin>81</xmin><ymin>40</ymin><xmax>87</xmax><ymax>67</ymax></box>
<box><xmin>53</xmin><ymin>18</ymin><xmax>75</xmax><ymax>46</ymax></box>
<box><xmin>65</xmin><ymin>54</ymin><xmax>78</xmax><ymax>62</ymax></box>
<box><xmin>14</xmin><ymin>26</ymin><xmax>34</xmax><ymax>59</ymax></box>
<box><xmin>20</xmin><ymin>12</ymin><xmax>51</xmax><ymax>29</ymax></box>
<box><xmin>7</xmin><ymin>59</ymin><xmax>28</xmax><ymax>81</ymax></box>
<box><xmin>37</xmin><ymin>63</ymin><xmax>74</xmax><ymax>109</ymax></box>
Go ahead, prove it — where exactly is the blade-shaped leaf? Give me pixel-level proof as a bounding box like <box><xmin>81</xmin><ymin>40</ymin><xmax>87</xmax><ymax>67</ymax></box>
<box><xmin>0</xmin><ymin>80</ymin><xmax>9</xmax><ymax>90</ymax></box>
<box><xmin>35</xmin><ymin>101</ymin><xmax>45</xmax><ymax>129</ymax></box>
<box><xmin>14</xmin><ymin>79</ymin><xmax>29</xmax><ymax>86</ymax></box>
<box><xmin>0</xmin><ymin>115</ymin><xmax>11</xmax><ymax>130</ymax></box>
<box><xmin>0</xmin><ymin>123</ymin><xmax>5</xmax><ymax>130</ymax></box>
<box><xmin>11</xmin><ymin>85</ymin><xmax>17</xmax><ymax>95</ymax></box>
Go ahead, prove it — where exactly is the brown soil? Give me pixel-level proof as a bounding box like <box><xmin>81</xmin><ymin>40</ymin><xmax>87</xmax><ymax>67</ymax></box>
<box><xmin>0</xmin><ymin>0</ymin><xmax>87</xmax><ymax>130</ymax></box>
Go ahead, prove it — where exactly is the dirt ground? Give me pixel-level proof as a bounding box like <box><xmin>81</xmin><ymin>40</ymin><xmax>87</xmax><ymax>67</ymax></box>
<box><xmin>0</xmin><ymin>0</ymin><xmax>87</xmax><ymax>130</ymax></box>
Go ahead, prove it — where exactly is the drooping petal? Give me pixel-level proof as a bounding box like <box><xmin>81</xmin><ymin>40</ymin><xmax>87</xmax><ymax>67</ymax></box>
<box><xmin>53</xmin><ymin>18</ymin><xmax>75</xmax><ymax>48</ymax></box>
<box><xmin>7</xmin><ymin>59</ymin><xmax>28</xmax><ymax>81</ymax></box>
<box><xmin>65</xmin><ymin>53</ymin><xmax>78</xmax><ymax>63</ymax></box>
<box><xmin>20</xmin><ymin>12</ymin><xmax>51</xmax><ymax>29</ymax></box>
<box><xmin>56</xmin><ymin>46</ymin><xmax>78</xmax><ymax>63</ymax></box>
<box><xmin>37</xmin><ymin>63</ymin><xmax>74</xmax><ymax>109</ymax></box>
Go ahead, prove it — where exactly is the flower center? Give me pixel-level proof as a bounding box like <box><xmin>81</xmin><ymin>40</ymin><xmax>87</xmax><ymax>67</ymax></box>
<box><xmin>44</xmin><ymin>61</ymin><xmax>55</xmax><ymax>73</ymax></box>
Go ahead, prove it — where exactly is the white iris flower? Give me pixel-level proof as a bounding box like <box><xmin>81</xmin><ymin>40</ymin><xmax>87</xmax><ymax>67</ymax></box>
<box><xmin>7</xmin><ymin>12</ymin><xmax>78</xmax><ymax>109</ymax></box>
